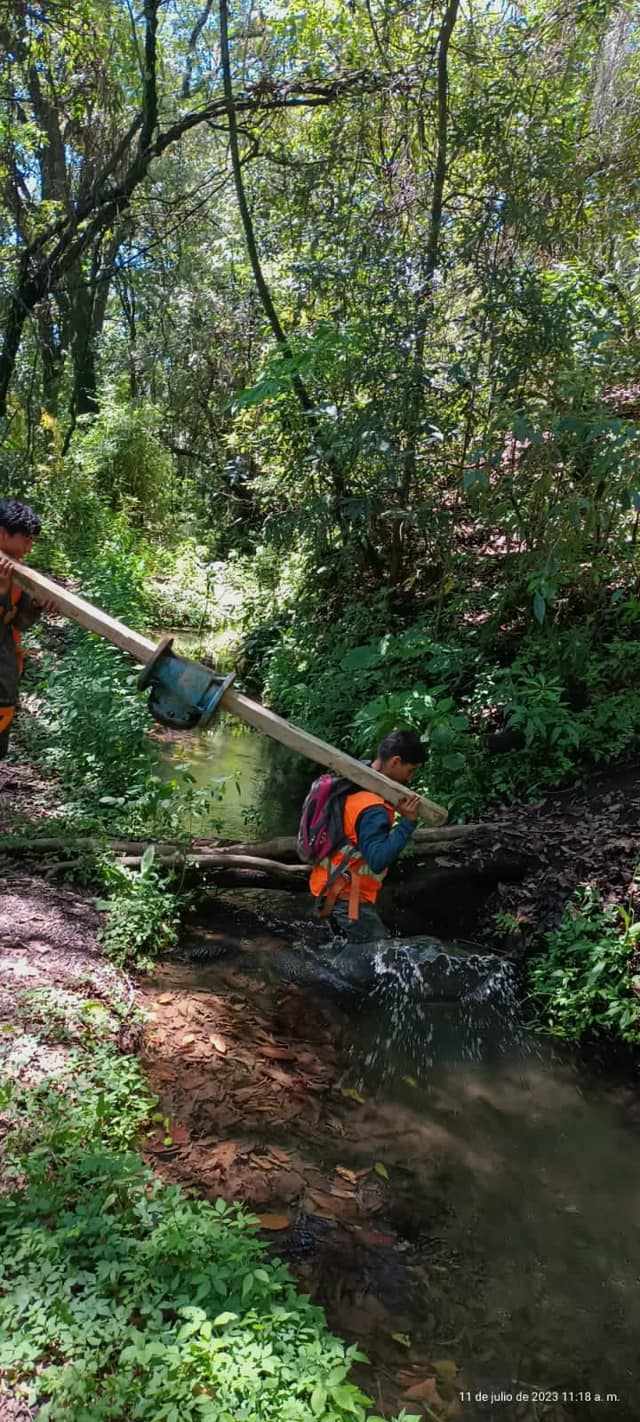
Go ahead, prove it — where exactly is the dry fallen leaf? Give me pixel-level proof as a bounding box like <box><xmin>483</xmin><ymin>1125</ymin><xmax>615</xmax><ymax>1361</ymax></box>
<box><xmin>265</xmin><ymin>1145</ymin><xmax>291</xmax><ymax>1166</ymax></box>
<box><xmin>181</xmin><ymin>1033</ymin><xmax>196</xmax><ymax>1048</ymax></box>
<box><xmin>209</xmin><ymin>1033</ymin><xmax>227</xmax><ymax>1054</ymax></box>
<box><xmin>403</xmin><ymin>1376</ymin><xmax>445</xmax><ymax>1405</ymax></box>
<box><xmin>250</xmin><ymin>1155</ymin><xmax>274</xmax><ymax>1171</ymax></box>
<box><xmin>156</xmin><ymin>993</ymin><xmax>174</xmax><ymax>1005</ymax></box>
<box><xmin>257</xmin><ymin>1213</ymin><xmax>290</xmax><ymax>1231</ymax></box>
<box><xmin>166</xmin><ymin>1122</ymin><xmax>190</xmax><ymax>1146</ymax></box>
<box><xmin>329</xmin><ymin>1182</ymin><xmax>355</xmax><ymax>1199</ymax></box>
<box><xmin>145</xmin><ymin>1121</ymin><xmax>189</xmax><ymax>1153</ymax></box>
<box><xmin>360</xmin><ymin>1227</ymin><xmax>396</xmax><ymax>1246</ymax></box>
<box><xmin>335</xmin><ymin>1165</ymin><xmax>358</xmax><ymax>1184</ymax></box>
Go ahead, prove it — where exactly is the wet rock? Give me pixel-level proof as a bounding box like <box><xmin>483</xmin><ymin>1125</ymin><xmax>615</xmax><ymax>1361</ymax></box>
<box><xmin>257</xmin><ymin>936</ymin><xmax>513</xmax><ymax>1007</ymax></box>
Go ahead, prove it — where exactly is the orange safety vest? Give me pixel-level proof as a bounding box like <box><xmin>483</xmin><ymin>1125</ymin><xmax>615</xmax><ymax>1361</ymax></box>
<box><xmin>309</xmin><ymin>790</ymin><xmax>394</xmax><ymax>921</ymax></box>
<box><xmin>0</xmin><ymin>585</ymin><xmax>24</xmax><ymax>734</ymax></box>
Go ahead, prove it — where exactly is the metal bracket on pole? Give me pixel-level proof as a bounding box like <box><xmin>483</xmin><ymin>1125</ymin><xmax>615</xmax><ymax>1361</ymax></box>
<box><xmin>137</xmin><ymin>637</ymin><xmax>236</xmax><ymax>731</ymax></box>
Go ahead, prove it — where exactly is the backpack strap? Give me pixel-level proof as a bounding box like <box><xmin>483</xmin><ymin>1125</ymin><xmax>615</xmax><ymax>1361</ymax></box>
<box><xmin>312</xmin><ymin>845</ymin><xmax>361</xmax><ymax>919</ymax></box>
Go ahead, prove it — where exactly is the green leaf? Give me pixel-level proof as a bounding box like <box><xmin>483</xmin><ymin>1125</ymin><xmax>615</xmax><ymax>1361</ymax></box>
<box><xmin>330</xmin><ymin>1383</ymin><xmax>361</xmax><ymax>1411</ymax></box>
<box><xmin>310</xmin><ymin>1384</ymin><xmax>327</xmax><ymax>1414</ymax></box>
<box><xmin>533</xmin><ymin>592</ymin><xmax>546</xmax><ymax>624</ymax></box>
<box><xmin>340</xmin><ymin>643</ymin><xmax>382</xmax><ymax>672</ymax></box>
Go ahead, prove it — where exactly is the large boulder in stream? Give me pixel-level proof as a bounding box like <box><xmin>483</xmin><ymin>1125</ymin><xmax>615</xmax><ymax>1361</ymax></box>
<box><xmin>266</xmin><ymin>936</ymin><xmax>514</xmax><ymax>1005</ymax></box>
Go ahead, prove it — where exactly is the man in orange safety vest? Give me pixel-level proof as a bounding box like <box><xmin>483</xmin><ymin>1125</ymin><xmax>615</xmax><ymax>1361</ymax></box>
<box><xmin>309</xmin><ymin>728</ymin><xmax>425</xmax><ymax>942</ymax></box>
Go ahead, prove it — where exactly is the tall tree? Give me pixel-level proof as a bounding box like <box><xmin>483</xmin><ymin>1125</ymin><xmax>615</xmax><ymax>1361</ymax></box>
<box><xmin>0</xmin><ymin>0</ymin><xmax>381</xmax><ymax>423</ymax></box>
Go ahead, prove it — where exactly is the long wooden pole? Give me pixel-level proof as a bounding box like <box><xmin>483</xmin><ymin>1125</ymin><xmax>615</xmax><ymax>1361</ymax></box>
<box><xmin>7</xmin><ymin>559</ymin><xmax>448</xmax><ymax>825</ymax></box>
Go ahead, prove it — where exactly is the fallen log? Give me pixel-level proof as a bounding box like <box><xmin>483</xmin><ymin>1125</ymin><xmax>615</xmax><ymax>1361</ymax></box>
<box><xmin>0</xmin><ymin>821</ymin><xmax>514</xmax><ymax>865</ymax></box>
<box><xmin>1</xmin><ymin>829</ymin><xmax>533</xmax><ymax>930</ymax></box>
<box><xmin>223</xmin><ymin>823</ymin><xmax>496</xmax><ymax>857</ymax></box>
<box><xmin>119</xmin><ymin>852</ymin><xmax>309</xmax><ymax>886</ymax></box>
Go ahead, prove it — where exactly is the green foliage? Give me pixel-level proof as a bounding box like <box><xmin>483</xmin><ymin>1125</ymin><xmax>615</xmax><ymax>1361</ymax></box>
<box><xmin>0</xmin><ymin>996</ymin><xmax>153</xmax><ymax>1176</ymax></box>
<box><xmin>68</xmin><ymin>402</ymin><xmax>175</xmax><ymax>529</ymax></box>
<box><xmin>16</xmin><ymin>529</ymin><xmax>230</xmax><ymax>840</ymax></box>
<box><xmin>0</xmin><ymin>990</ymin><xmax>405</xmax><ymax>1422</ymax></box>
<box><xmin>32</xmin><ymin>636</ymin><xmax>155</xmax><ymax>808</ymax></box>
<box><xmin>145</xmin><ymin>542</ymin><xmax>216</xmax><ymax>630</ymax></box>
<box><xmin>96</xmin><ymin>848</ymin><xmax>182</xmax><ymax>970</ymax></box>
<box><xmin>247</xmin><ymin>583</ymin><xmax>640</xmax><ymax>819</ymax></box>
<box><xmin>528</xmin><ymin>883</ymin><xmax>640</xmax><ymax>1046</ymax></box>
<box><xmin>18</xmin><ymin>524</ymin><xmax>157</xmax><ymax>813</ymax></box>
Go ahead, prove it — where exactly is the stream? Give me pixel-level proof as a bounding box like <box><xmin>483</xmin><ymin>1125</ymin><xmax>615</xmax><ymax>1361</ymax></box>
<box><xmin>147</xmin><ymin>723</ymin><xmax>640</xmax><ymax>1421</ymax></box>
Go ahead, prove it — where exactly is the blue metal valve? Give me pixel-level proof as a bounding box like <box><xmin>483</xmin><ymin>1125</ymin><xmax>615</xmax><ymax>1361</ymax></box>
<box><xmin>137</xmin><ymin>637</ymin><xmax>235</xmax><ymax>731</ymax></box>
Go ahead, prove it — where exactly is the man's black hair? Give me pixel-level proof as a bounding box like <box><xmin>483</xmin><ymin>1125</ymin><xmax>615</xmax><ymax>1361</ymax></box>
<box><xmin>377</xmin><ymin>728</ymin><xmax>426</xmax><ymax>764</ymax></box>
<box><xmin>0</xmin><ymin>498</ymin><xmax>41</xmax><ymax>538</ymax></box>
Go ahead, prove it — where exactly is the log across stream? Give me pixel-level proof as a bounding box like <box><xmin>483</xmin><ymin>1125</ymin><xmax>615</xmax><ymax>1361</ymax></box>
<box><xmin>3</xmin><ymin>823</ymin><xmax>534</xmax><ymax>938</ymax></box>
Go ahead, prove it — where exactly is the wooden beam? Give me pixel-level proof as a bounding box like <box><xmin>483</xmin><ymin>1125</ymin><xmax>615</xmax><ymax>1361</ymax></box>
<box><xmin>218</xmin><ymin>686</ymin><xmax>447</xmax><ymax>824</ymax></box>
<box><xmin>7</xmin><ymin>558</ymin><xmax>448</xmax><ymax>825</ymax></box>
<box><xmin>8</xmin><ymin>559</ymin><xmax>155</xmax><ymax>663</ymax></box>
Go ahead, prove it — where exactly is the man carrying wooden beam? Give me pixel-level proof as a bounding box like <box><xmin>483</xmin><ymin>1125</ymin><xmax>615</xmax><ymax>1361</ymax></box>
<box><xmin>0</xmin><ymin>499</ymin><xmax>58</xmax><ymax>760</ymax></box>
<box><xmin>303</xmin><ymin>729</ymin><xmax>425</xmax><ymax>943</ymax></box>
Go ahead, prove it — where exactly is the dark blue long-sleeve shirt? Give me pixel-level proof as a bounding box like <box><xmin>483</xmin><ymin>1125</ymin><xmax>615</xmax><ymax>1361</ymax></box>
<box><xmin>354</xmin><ymin>804</ymin><xmax>416</xmax><ymax>874</ymax></box>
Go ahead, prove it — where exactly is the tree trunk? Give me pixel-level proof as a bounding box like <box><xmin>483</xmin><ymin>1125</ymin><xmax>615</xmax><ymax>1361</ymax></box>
<box><xmin>68</xmin><ymin>271</ymin><xmax>101</xmax><ymax>416</ymax></box>
<box><xmin>398</xmin><ymin>0</ymin><xmax>461</xmax><ymax>579</ymax></box>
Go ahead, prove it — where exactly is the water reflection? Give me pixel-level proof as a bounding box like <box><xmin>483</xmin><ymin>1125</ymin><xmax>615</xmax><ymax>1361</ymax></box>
<box><xmin>155</xmin><ymin>716</ymin><xmax>310</xmax><ymax>839</ymax></box>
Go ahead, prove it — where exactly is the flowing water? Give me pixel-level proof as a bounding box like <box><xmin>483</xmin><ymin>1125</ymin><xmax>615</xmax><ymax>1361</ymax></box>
<box><xmin>154</xmin><ymin>724</ymin><xmax>640</xmax><ymax>1419</ymax></box>
<box><xmin>155</xmin><ymin>716</ymin><xmax>307</xmax><ymax>839</ymax></box>
<box><xmin>339</xmin><ymin>947</ymin><xmax>639</xmax><ymax>1416</ymax></box>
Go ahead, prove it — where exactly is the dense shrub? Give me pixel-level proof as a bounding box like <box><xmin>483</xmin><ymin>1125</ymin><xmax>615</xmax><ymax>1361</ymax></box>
<box><xmin>528</xmin><ymin>883</ymin><xmax>640</xmax><ymax>1045</ymax></box>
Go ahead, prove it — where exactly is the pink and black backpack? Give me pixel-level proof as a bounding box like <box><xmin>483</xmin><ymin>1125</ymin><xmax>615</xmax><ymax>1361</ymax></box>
<box><xmin>297</xmin><ymin>772</ymin><xmax>355</xmax><ymax>864</ymax></box>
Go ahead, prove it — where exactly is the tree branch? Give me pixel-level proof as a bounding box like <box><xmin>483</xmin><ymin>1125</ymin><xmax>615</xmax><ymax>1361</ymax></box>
<box><xmin>424</xmin><ymin>0</ymin><xmax>460</xmax><ymax>280</ymax></box>
<box><xmin>182</xmin><ymin>0</ymin><xmax>215</xmax><ymax>99</ymax></box>
<box><xmin>396</xmin><ymin>0</ymin><xmax>460</xmax><ymax>578</ymax></box>
<box><xmin>138</xmin><ymin>0</ymin><xmax>159</xmax><ymax>155</ymax></box>
<box><xmin>0</xmin><ymin>54</ymin><xmax>389</xmax><ymax>417</ymax></box>
<box><xmin>218</xmin><ymin>0</ymin><xmax>313</xmax><ymax>412</ymax></box>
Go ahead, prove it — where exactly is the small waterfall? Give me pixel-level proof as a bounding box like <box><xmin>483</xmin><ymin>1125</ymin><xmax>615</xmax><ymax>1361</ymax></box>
<box><xmin>348</xmin><ymin>938</ymin><xmax>533</xmax><ymax>1086</ymax></box>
